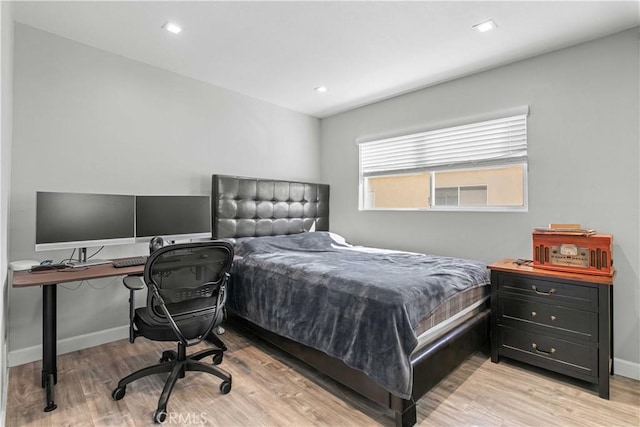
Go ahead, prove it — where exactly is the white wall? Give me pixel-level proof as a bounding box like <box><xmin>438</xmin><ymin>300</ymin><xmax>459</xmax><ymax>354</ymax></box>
<box><xmin>0</xmin><ymin>1</ymin><xmax>14</xmax><ymax>423</ymax></box>
<box><xmin>320</xmin><ymin>28</ymin><xmax>640</xmax><ymax>378</ymax></box>
<box><xmin>8</xmin><ymin>24</ymin><xmax>320</xmax><ymax>364</ymax></box>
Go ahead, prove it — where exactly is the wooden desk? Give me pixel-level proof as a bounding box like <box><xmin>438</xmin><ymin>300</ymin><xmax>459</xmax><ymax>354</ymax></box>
<box><xmin>12</xmin><ymin>261</ymin><xmax>144</xmax><ymax>412</ymax></box>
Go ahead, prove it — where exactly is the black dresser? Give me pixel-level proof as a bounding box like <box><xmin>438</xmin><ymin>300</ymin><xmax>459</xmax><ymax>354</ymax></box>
<box><xmin>489</xmin><ymin>259</ymin><xmax>614</xmax><ymax>398</ymax></box>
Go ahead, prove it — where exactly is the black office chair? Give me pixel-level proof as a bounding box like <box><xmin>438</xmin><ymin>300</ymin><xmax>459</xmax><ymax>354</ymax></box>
<box><xmin>112</xmin><ymin>241</ymin><xmax>234</xmax><ymax>423</ymax></box>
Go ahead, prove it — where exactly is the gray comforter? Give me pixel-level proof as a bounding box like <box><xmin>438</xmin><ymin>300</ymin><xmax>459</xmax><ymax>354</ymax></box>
<box><xmin>228</xmin><ymin>232</ymin><xmax>489</xmax><ymax>399</ymax></box>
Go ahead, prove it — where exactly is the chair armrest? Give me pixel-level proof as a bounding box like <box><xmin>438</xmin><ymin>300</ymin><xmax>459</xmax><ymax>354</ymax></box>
<box><xmin>123</xmin><ymin>275</ymin><xmax>145</xmax><ymax>291</ymax></box>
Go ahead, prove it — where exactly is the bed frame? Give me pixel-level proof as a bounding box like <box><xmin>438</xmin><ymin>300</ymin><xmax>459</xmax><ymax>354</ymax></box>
<box><xmin>212</xmin><ymin>174</ymin><xmax>490</xmax><ymax>427</ymax></box>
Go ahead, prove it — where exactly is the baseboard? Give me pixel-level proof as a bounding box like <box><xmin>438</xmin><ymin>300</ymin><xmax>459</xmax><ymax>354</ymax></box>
<box><xmin>614</xmin><ymin>357</ymin><xmax>640</xmax><ymax>380</ymax></box>
<box><xmin>8</xmin><ymin>325</ymin><xmax>128</xmax><ymax>367</ymax></box>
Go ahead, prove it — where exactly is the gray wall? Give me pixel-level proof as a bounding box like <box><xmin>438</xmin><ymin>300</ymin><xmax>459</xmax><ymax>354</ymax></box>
<box><xmin>8</xmin><ymin>24</ymin><xmax>320</xmax><ymax>362</ymax></box>
<box><xmin>320</xmin><ymin>28</ymin><xmax>640</xmax><ymax>377</ymax></box>
<box><xmin>1</xmin><ymin>1</ymin><xmax>14</xmax><ymax>420</ymax></box>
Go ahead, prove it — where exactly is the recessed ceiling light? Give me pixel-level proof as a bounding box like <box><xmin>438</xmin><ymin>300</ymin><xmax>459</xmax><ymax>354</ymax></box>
<box><xmin>473</xmin><ymin>19</ymin><xmax>497</xmax><ymax>33</ymax></box>
<box><xmin>314</xmin><ymin>86</ymin><xmax>328</xmax><ymax>93</ymax></box>
<box><xmin>162</xmin><ymin>22</ymin><xmax>182</xmax><ymax>34</ymax></box>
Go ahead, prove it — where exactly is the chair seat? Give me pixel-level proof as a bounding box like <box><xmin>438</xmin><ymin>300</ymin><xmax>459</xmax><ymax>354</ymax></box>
<box><xmin>134</xmin><ymin>307</ymin><xmax>214</xmax><ymax>342</ymax></box>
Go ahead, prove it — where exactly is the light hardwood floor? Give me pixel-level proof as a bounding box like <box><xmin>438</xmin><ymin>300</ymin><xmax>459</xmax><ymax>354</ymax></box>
<box><xmin>6</xmin><ymin>325</ymin><xmax>640</xmax><ymax>426</ymax></box>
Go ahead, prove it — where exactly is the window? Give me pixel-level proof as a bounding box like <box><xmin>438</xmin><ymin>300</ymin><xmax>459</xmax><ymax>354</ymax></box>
<box><xmin>359</xmin><ymin>110</ymin><xmax>528</xmax><ymax>211</ymax></box>
<box><xmin>434</xmin><ymin>185</ymin><xmax>487</xmax><ymax>206</ymax></box>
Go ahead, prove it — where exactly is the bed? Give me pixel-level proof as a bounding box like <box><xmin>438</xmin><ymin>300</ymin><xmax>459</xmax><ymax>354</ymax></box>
<box><xmin>212</xmin><ymin>174</ymin><xmax>490</xmax><ymax>427</ymax></box>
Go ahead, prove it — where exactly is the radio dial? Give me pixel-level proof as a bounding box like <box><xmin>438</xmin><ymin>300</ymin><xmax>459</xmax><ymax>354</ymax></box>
<box><xmin>560</xmin><ymin>244</ymin><xmax>578</xmax><ymax>256</ymax></box>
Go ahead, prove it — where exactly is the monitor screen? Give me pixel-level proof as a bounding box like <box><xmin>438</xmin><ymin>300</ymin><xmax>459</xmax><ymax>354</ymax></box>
<box><xmin>36</xmin><ymin>192</ymin><xmax>136</xmax><ymax>251</ymax></box>
<box><xmin>135</xmin><ymin>195</ymin><xmax>211</xmax><ymax>241</ymax></box>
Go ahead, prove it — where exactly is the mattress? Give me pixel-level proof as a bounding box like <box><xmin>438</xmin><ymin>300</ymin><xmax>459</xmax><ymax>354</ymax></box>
<box><xmin>414</xmin><ymin>290</ymin><xmax>489</xmax><ymax>350</ymax></box>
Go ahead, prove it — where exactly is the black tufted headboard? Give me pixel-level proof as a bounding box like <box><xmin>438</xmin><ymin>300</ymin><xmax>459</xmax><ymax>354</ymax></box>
<box><xmin>211</xmin><ymin>175</ymin><xmax>329</xmax><ymax>238</ymax></box>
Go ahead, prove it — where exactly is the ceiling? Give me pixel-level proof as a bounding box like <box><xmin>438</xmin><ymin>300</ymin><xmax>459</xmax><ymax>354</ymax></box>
<box><xmin>12</xmin><ymin>1</ymin><xmax>640</xmax><ymax>118</ymax></box>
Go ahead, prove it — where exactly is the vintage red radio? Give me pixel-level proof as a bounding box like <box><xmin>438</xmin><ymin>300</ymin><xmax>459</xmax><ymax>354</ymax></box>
<box><xmin>532</xmin><ymin>228</ymin><xmax>613</xmax><ymax>276</ymax></box>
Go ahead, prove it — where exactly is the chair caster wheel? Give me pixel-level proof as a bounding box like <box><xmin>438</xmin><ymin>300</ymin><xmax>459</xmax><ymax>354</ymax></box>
<box><xmin>212</xmin><ymin>353</ymin><xmax>223</xmax><ymax>365</ymax></box>
<box><xmin>220</xmin><ymin>380</ymin><xmax>232</xmax><ymax>394</ymax></box>
<box><xmin>160</xmin><ymin>350</ymin><xmax>175</xmax><ymax>363</ymax></box>
<box><xmin>111</xmin><ymin>386</ymin><xmax>126</xmax><ymax>401</ymax></box>
<box><xmin>153</xmin><ymin>409</ymin><xmax>167</xmax><ymax>424</ymax></box>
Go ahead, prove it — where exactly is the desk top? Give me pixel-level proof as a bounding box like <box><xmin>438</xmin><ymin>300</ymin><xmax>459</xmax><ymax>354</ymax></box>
<box><xmin>12</xmin><ymin>261</ymin><xmax>144</xmax><ymax>288</ymax></box>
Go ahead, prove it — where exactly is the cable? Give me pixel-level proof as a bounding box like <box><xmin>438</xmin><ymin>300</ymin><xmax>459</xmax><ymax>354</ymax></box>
<box><xmin>87</xmin><ymin>246</ymin><xmax>105</xmax><ymax>260</ymax></box>
<box><xmin>58</xmin><ymin>276</ymin><xmax>118</xmax><ymax>290</ymax></box>
<box><xmin>85</xmin><ymin>277</ymin><xmax>119</xmax><ymax>290</ymax></box>
<box><xmin>59</xmin><ymin>248</ymin><xmax>77</xmax><ymax>264</ymax></box>
<box><xmin>60</xmin><ymin>281</ymin><xmax>84</xmax><ymax>291</ymax></box>
<box><xmin>61</xmin><ymin>266</ymin><xmax>89</xmax><ymax>272</ymax></box>
<box><xmin>59</xmin><ymin>246</ymin><xmax>103</xmax><ymax>264</ymax></box>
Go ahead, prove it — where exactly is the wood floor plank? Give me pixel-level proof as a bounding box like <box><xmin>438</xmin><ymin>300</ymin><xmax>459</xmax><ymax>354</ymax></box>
<box><xmin>5</xmin><ymin>325</ymin><xmax>639</xmax><ymax>426</ymax></box>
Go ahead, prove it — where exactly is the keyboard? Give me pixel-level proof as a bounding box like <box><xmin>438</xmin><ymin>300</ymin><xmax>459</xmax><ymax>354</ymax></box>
<box><xmin>112</xmin><ymin>256</ymin><xmax>147</xmax><ymax>268</ymax></box>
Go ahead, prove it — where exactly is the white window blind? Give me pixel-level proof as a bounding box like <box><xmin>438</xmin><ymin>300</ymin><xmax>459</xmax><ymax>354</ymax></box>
<box><xmin>360</xmin><ymin>114</ymin><xmax>527</xmax><ymax>177</ymax></box>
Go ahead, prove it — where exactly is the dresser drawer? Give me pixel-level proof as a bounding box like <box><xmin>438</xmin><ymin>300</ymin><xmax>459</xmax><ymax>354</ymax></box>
<box><xmin>498</xmin><ymin>325</ymin><xmax>598</xmax><ymax>378</ymax></box>
<box><xmin>499</xmin><ymin>297</ymin><xmax>598</xmax><ymax>342</ymax></box>
<box><xmin>498</xmin><ymin>274</ymin><xmax>597</xmax><ymax>311</ymax></box>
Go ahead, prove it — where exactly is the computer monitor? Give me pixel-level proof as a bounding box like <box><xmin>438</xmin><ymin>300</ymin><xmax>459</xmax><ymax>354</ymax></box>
<box><xmin>135</xmin><ymin>195</ymin><xmax>211</xmax><ymax>242</ymax></box>
<box><xmin>35</xmin><ymin>192</ymin><xmax>136</xmax><ymax>252</ymax></box>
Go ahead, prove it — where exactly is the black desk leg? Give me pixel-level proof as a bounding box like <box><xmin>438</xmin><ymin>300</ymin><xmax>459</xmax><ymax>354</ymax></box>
<box><xmin>41</xmin><ymin>284</ymin><xmax>57</xmax><ymax>412</ymax></box>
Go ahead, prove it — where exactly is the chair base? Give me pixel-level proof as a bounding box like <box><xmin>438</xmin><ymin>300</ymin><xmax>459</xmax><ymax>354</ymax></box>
<box><xmin>206</xmin><ymin>330</ymin><xmax>228</xmax><ymax>351</ymax></box>
<box><xmin>112</xmin><ymin>342</ymin><xmax>232</xmax><ymax>423</ymax></box>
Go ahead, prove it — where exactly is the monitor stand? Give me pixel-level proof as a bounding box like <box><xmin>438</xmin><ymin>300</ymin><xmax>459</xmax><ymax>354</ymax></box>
<box><xmin>70</xmin><ymin>247</ymin><xmax>111</xmax><ymax>268</ymax></box>
<box><xmin>70</xmin><ymin>259</ymin><xmax>110</xmax><ymax>268</ymax></box>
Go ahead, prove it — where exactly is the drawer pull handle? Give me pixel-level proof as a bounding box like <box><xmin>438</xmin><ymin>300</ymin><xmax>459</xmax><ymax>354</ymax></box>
<box><xmin>532</xmin><ymin>343</ymin><xmax>556</xmax><ymax>356</ymax></box>
<box><xmin>531</xmin><ymin>311</ymin><xmax>537</xmax><ymax>317</ymax></box>
<box><xmin>532</xmin><ymin>285</ymin><xmax>556</xmax><ymax>296</ymax></box>
<box><xmin>550</xmin><ymin>315</ymin><xmax>557</xmax><ymax>321</ymax></box>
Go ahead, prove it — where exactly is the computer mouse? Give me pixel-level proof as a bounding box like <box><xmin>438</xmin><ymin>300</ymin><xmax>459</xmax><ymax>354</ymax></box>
<box><xmin>40</xmin><ymin>260</ymin><xmax>53</xmax><ymax>265</ymax></box>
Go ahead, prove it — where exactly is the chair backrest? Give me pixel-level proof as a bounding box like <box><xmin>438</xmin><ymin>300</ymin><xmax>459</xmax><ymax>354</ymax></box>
<box><xmin>143</xmin><ymin>241</ymin><xmax>234</xmax><ymax>342</ymax></box>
